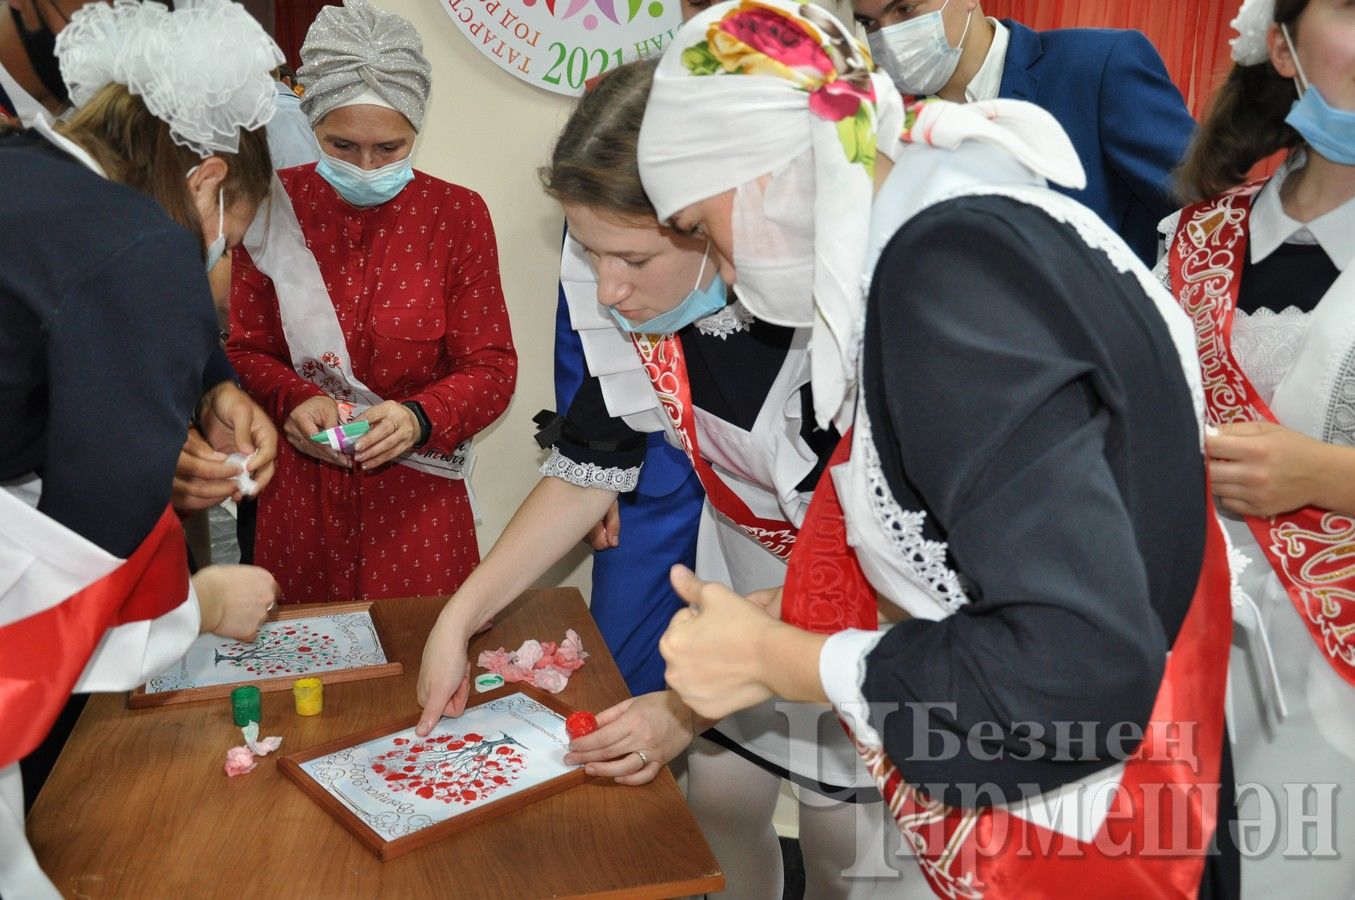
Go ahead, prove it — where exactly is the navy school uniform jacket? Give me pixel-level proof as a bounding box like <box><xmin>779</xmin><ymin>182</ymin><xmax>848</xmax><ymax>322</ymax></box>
<box><xmin>998</xmin><ymin>20</ymin><xmax>1196</xmax><ymax>265</ymax></box>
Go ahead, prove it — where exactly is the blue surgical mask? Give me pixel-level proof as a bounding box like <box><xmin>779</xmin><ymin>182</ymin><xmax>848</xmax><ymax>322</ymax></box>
<box><xmin>607</xmin><ymin>245</ymin><xmax>728</xmax><ymax>335</ymax></box>
<box><xmin>316</xmin><ymin>150</ymin><xmax>414</xmax><ymax>207</ymax></box>
<box><xmin>1287</xmin><ymin>88</ymin><xmax>1355</xmax><ymax>166</ymax></box>
<box><xmin>1282</xmin><ymin>24</ymin><xmax>1355</xmax><ymax>166</ymax></box>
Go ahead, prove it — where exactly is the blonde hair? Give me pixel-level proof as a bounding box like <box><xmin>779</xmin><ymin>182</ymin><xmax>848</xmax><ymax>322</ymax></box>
<box><xmin>56</xmin><ymin>83</ymin><xmax>272</xmax><ymax>255</ymax></box>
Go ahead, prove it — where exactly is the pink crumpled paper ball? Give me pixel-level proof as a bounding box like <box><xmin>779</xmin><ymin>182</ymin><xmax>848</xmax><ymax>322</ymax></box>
<box><xmin>224</xmin><ymin>746</ymin><xmax>258</xmax><ymax>777</ymax></box>
<box><xmin>223</xmin><ymin>723</ymin><xmax>283</xmax><ymax>777</ymax></box>
<box><xmin>477</xmin><ymin>629</ymin><xmax>589</xmax><ymax>693</ymax></box>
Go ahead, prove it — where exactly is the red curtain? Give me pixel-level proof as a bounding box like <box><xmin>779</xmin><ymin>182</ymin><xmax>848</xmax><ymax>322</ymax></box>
<box><xmin>984</xmin><ymin>0</ymin><xmax>1238</xmax><ymax>119</ymax></box>
<box><xmin>274</xmin><ymin>0</ymin><xmax>338</xmax><ymax>69</ymax></box>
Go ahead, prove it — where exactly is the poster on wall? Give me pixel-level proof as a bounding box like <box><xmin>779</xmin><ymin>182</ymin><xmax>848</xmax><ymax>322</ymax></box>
<box><xmin>436</xmin><ymin>0</ymin><xmax>683</xmax><ymax>95</ymax></box>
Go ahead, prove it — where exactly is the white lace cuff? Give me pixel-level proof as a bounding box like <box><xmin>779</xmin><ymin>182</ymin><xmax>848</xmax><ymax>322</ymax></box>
<box><xmin>540</xmin><ymin>448</ymin><xmax>639</xmax><ymax>492</ymax></box>
<box><xmin>819</xmin><ymin>628</ymin><xmax>889</xmax><ymax>752</ymax></box>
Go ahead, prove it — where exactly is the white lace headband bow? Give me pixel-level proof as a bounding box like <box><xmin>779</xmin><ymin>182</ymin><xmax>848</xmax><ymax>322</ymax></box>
<box><xmin>55</xmin><ymin>0</ymin><xmax>282</xmax><ymax>157</ymax></box>
<box><xmin>1230</xmin><ymin>0</ymin><xmax>1275</xmax><ymax>66</ymax></box>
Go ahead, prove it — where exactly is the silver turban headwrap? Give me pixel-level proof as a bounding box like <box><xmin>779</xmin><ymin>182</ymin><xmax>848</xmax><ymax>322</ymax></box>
<box><xmin>298</xmin><ymin>0</ymin><xmax>432</xmax><ymax>131</ymax></box>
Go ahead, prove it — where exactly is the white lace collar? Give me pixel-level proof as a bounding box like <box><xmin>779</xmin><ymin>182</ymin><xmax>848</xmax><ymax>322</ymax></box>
<box><xmin>695</xmin><ymin>300</ymin><xmax>754</xmax><ymax>339</ymax></box>
<box><xmin>1251</xmin><ymin>152</ymin><xmax>1355</xmax><ymax>271</ymax></box>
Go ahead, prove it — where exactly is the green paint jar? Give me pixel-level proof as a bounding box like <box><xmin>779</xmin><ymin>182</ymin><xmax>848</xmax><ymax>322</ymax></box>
<box><xmin>231</xmin><ymin>685</ymin><xmax>262</xmax><ymax>727</ymax></box>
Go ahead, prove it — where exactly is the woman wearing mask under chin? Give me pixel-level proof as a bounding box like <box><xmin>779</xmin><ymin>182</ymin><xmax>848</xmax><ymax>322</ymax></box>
<box><xmin>1158</xmin><ymin>0</ymin><xmax>1355</xmax><ymax>895</ymax></box>
<box><xmin>227</xmin><ymin>0</ymin><xmax>517</xmax><ymax>606</ymax></box>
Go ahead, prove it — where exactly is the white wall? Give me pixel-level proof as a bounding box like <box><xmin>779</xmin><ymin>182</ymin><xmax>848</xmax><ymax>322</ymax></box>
<box><xmin>384</xmin><ymin>0</ymin><xmax>857</xmax><ymax>598</ymax></box>
<box><xmin>397</xmin><ymin>0</ymin><xmax>593</xmax><ymax>592</ymax></box>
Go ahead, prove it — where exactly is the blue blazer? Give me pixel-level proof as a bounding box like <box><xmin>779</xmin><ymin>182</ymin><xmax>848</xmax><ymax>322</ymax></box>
<box><xmin>998</xmin><ymin>20</ymin><xmax>1196</xmax><ymax>265</ymax></box>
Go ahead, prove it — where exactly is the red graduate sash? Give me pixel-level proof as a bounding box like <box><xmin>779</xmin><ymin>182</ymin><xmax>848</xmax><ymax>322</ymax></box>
<box><xmin>1170</xmin><ymin>183</ymin><xmax>1355</xmax><ymax>688</ymax></box>
<box><xmin>780</xmin><ymin>430</ymin><xmax>877</xmax><ymax>632</ymax></box>
<box><xmin>631</xmin><ymin>332</ymin><xmax>796</xmax><ymax>561</ymax></box>
<box><xmin>783</xmin><ymin>441</ymin><xmax>1232</xmax><ymax>896</ymax></box>
<box><xmin>0</xmin><ymin>504</ymin><xmax>189</xmax><ymax>769</ymax></box>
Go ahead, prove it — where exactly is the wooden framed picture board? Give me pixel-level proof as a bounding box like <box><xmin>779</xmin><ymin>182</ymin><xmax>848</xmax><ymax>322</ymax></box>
<box><xmin>277</xmin><ymin>686</ymin><xmax>588</xmax><ymax>861</ymax></box>
<box><xmin>128</xmin><ymin>601</ymin><xmax>403</xmax><ymax>708</ymax></box>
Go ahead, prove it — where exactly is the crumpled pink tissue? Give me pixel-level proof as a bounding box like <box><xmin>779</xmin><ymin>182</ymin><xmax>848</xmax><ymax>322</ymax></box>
<box><xmin>224</xmin><ymin>722</ymin><xmax>283</xmax><ymax>777</ymax></box>
<box><xmin>477</xmin><ymin>629</ymin><xmax>589</xmax><ymax>693</ymax></box>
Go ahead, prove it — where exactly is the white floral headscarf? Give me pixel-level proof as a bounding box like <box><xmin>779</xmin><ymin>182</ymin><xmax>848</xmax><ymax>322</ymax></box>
<box><xmin>637</xmin><ymin>0</ymin><xmax>904</xmax><ymax>431</ymax></box>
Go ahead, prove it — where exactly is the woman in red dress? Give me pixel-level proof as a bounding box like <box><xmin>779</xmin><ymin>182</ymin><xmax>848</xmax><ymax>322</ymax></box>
<box><xmin>228</xmin><ymin>0</ymin><xmax>516</xmax><ymax>604</ymax></box>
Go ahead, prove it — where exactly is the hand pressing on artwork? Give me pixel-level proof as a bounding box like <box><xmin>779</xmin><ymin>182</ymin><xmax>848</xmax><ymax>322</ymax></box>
<box><xmin>353</xmin><ymin>400</ymin><xmax>422</xmax><ymax>471</ymax></box>
<box><xmin>417</xmin><ymin>610</ymin><xmax>474</xmax><ymax>735</ymax></box>
<box><xmin>563</xmin><ymin>690</ymin><xmax>708</xmax><ymax>785</ymax></box>
<box><xmin>194</xmin><ymin>564</ymin><xmax>281</xmax><ymax>641</ymax></box>
<box><xmin>660</xmin><ymin>566</ymin><xmax>828</xmax><ymax>721</ymax></box>
<box><xmin>284</xmin><ymin>395</ymin><xmax>350</xmax><ymax>468</ymax></box>
<box><xmin>581</xmin><ymin>499</ymin><xmax>621</xmax><ymax>550</ymax></box>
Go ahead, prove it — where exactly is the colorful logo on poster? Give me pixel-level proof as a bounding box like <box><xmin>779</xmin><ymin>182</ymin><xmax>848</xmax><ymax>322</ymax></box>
<box><xmin>437</xmin><ymin>0</ymin><xmax>683</xmax><ymax>95</ymax></box>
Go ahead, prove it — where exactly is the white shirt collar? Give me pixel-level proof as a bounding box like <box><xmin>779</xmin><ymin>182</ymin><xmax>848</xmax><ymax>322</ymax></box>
<box><xmin>964</xmin><ymin>19</ymin><xmax>1009</xmax><ymax>103</ymax></box>
<box><xmin>1250</xmin><ymin>152</ymin><xmax>1355</xmax><ymax>271</ymax></box>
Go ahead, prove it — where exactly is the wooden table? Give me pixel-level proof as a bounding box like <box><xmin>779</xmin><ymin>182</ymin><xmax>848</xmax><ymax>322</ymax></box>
<box><xmin>27</xmin><ymin>589</ymin><xmax>723</xmax><ymax>899</ymax></box>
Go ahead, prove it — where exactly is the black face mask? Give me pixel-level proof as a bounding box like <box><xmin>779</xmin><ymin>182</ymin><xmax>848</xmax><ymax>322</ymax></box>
<box><xmin>9</xmin><ymin>5</ymin><xmax>69</xmax><ymax>105</ymax></box>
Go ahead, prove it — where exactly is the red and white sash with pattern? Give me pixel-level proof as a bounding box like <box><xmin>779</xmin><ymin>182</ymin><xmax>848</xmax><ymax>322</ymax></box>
<box><xmin>782</xmin><ymin>445</ymin><xmax>1233</xmax><ymax>897</ymax></box>
<box><xmin>779</xmin><ymin>430</ymin><xmax>877</xmax><ymax>632</ymax></box>
<box><xmin>0</xmin><ymin>502</ymin><xmax>190</xmax><ymax>770</ymax></box>
<box><xmin>631</xmin><ymin>332</ymin><xmax>796</xmax><ymax>561</ymax></box>
<box><xmin>1170</xmin><ymin>182</ymin><xmax>1355</xmax><ymax>688</ymax></box>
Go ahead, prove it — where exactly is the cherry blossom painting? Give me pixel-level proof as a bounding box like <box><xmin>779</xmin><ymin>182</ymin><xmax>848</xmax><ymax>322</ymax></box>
<box><xmin>294</xmin><ymin>692</ymin><xmax>577</xmax><ymax>845</ymax></box>
<box><xmin>142</xmin><ymin>609</ymin><xmax>391</xmax><ymax>694</ymax></box>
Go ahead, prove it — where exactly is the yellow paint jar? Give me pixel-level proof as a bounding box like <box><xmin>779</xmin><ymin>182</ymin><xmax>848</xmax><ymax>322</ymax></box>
<box><xmin>292</xmin><ymin>677</ymin><xmax>323</xmax><ymax>716</ymax></box>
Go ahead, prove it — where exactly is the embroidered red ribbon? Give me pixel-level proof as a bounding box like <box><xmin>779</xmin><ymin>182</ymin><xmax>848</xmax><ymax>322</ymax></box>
<box><xmin>1170</xmin><ymin>182</ymin><xmax>1355</xmax><ymax>688</ymax></box>
<box><xmin>849</xmin><ymin>496</ymin><xmax>1232</xmax><ymax>897</ymax></box>
<box><xmin>0</xmin><ymin>504</ymin><xmax>190</xmax><ymax>768</ymax></box>
<box><xmin>780</xmin><ymin>429</ymin><xmax>877</xmax><ymax>633</ymax></box>
<box><xmin>778</xmin><ymin>426</ymin><xmax>1230</xmax><ymax>895</ymax></box>
<box><xmin>631</xmin><ymin>332</ymin><xmax>797</xmax><ymax>561</ymax></box>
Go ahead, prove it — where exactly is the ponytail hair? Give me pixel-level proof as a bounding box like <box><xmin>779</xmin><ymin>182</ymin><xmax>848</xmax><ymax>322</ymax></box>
<box><xmin>56</xmin><ymin>83</ymin><xmax>271</xmax><ymax>259</ymax></box>
<box><xmin>1176</xmin><ymin>0</ymin><xmax>1309</xmax><ymax>202</ymax></box>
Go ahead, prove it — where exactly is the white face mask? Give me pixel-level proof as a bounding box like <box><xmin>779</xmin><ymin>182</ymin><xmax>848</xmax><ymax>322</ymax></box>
<box><xmin>730</xmin><ymin>153</ymin><xmax>816</xmax><ymax>328</ymax></box>
<box><xmin>187</xmin><ymin>164</ymin><xmax>227</xmax><ymax>270</ymax></box>
<box><xmin>204</xmin><ymin>188</ymin><xmax>226</xmax><ymax>271</ymax></box>
<box><xmin>867</xmin><ymin>0</ymin><xmax>973</xmax><ymax>97</ymax></box>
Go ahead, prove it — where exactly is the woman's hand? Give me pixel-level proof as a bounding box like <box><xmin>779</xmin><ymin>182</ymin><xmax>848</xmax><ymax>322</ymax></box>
<box><xmin>172</xmin><ymin>427</ymin><xmax>243</xmax><ymax>512</ymax></box>
<box><xmin>745</xmin><ymin>585</ymin><xmax>783</xmax><ymax>619</ymax></box>
<box><xmin>1207</xmin><ymin>421</ymin><xmax>1327</xmax><ymax>517</ymax></box>
<box><xmin>660</xmin><ymin>566</ymin><xmax>779</xmax><ymax>721</ymax></box>
<box><xmin>354</xmin><ymin>401</ymin><xmax>421</xmax><ymax>471</ymax></box>
<box><xmin>564</xmin><ymin>691</ymin><xmax>699</xmax><ymax>785</ymax></box>
<box><xmin>582</xmin><ymin>500</ymin><xmax>621</xmax><ymax>551</ymax></box>
<box><xmin>661</xmin><ymin>566</ymin><xmax>830</xmax><ymax>719</ymax></box>
<box><xmin>193</xmin><ymin>564</ymin><xmax>280</xmax><ymax>641</ymax></box>
<box><xmin>176</xmin><ymin>383</ymin><xmax>279</xmax><ymax>507</ymax></box>
<box><xmin>416</xmin><ymin>611</ymin><xmax>473</xmax><ymax>735</ymax></box>
<box><xmin>284</xmin><ymin>395</ymin><xmax>350</xmax><ymax>468</ymax></box>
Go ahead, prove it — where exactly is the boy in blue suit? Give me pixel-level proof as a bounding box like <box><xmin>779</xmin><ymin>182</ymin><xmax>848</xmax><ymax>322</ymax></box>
<box><xmin>855</xmin><ymin>0</ymin><xmax>1195</xmax><ymax>264</ymax></box>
